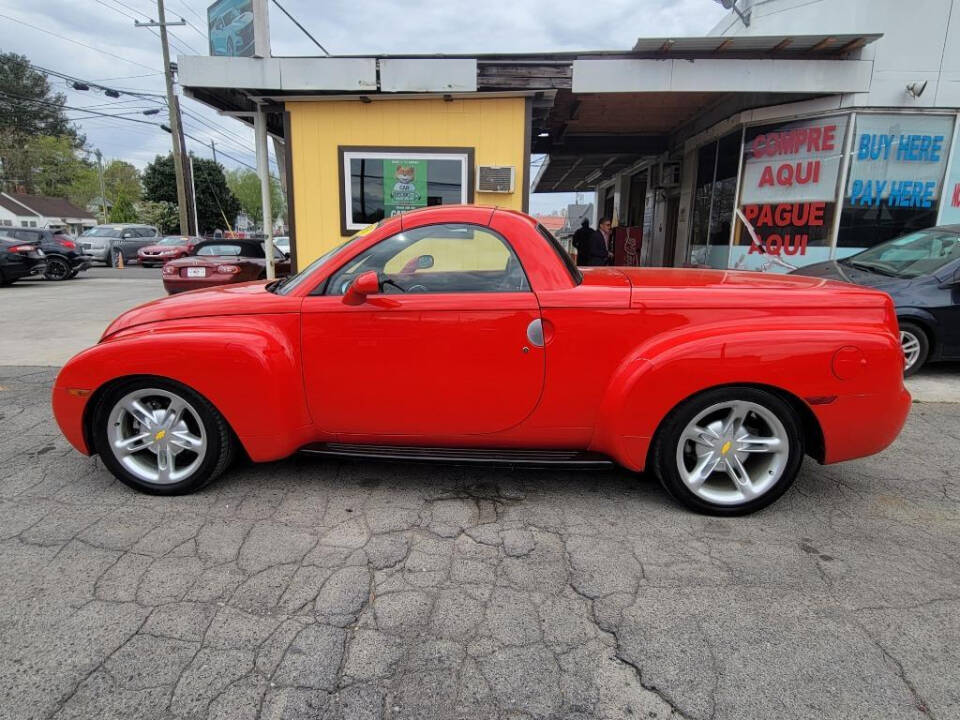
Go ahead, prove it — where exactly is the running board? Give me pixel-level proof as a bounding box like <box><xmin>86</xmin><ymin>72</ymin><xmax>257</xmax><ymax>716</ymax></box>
<box><xmin>300</xmin><ymin>443</ymin><xmax>613</xmax><ymax>467</ymax></box>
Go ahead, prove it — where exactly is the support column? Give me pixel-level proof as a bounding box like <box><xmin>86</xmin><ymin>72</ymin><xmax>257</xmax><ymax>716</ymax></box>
<box><xmin>255</xmin><ymin>104</ymin><xmax>275</xmax><ymax>280</ymax></box>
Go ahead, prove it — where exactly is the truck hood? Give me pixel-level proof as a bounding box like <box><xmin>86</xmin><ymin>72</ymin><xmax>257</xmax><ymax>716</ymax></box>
<box><xmin>101</xmin><ymin>281</ymin><xmax>301</xmax><ymax>339</ymax></box>
<box><xmin>616</xmin><ymin>267</ymin><xmax>893</xmax><ymax>308</ymax></box>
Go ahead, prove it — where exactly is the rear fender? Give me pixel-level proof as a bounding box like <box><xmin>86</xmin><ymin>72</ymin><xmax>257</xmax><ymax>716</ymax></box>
<box><xmin>53</xmin><ymin>315</ymin><xmax>314</xmax><ymax>461</ymax></box>
<box><xmin>593</xmin><ymin>326</ymin><xmax>903</xmax><ymax>470</ymax></box>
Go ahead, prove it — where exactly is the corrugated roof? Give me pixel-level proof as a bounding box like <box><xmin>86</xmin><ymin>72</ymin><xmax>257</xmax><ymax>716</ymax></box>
<box><xmin>631</xmin><ymin>33</ymin><xmax>881</xmax><ymax>57</ymax></box>
<box><xmin>6</xmin><ymin>193</ymin><xmax>96</xmax><ymax>219</ymax></box>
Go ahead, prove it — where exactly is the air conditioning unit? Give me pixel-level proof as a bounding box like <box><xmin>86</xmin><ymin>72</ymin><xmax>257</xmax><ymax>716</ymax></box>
<box><xmin>476</xmin><ymin>165</ymin><xmax>515</xmax><ymax>193</ymax></box>
<box><xmin>661</xmin><ymin>162</ymin><xmax>681</xmax><ymax>188</ymax></box>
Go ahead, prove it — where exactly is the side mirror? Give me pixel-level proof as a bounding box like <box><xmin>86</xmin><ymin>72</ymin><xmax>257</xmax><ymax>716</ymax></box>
<box><xmin>344</xmin><ymin>270</ymin><xmax>380</xmax><ymax>304</ymax></box>
<box><xmin>416</xmin><ymin>254</ymin><xmax>434</xmax><ymax>270</ymax></box>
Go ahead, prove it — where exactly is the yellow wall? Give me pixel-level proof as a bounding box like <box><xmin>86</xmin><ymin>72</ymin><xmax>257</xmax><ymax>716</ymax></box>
<box><xmin>287</xmin><ymin>96</ymin><xmax>528</xmax><ymax>264</ymax></box>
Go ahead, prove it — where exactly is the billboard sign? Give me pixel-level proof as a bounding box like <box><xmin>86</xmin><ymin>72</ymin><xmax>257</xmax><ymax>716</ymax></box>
<box><xmin>207</xmin><ymin>0</ymin><xmax>269</xmax><ymax>57</ymax></box>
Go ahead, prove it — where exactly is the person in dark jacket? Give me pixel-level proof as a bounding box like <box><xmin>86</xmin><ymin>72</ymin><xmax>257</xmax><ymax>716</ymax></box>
<box><xmin>571</xmin><ymin>218</ymin><xmax>593</xmax><ymax>266</ymax></box>
<box><xmin>582</xmin><ymin>217</ymin><xmax>613</xmax><ymax>266</ymax></box>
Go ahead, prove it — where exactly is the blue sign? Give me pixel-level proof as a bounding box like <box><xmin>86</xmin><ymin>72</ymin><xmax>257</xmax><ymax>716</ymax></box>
<box><xmin>207</xmin><ymin>0</ymin><xmax>255</xmax><ymax>57</ymax></box>
<box><xmin>845</xmin><ymin>115</ymin><xmax>954</xmax><ymax>212</ymax></box>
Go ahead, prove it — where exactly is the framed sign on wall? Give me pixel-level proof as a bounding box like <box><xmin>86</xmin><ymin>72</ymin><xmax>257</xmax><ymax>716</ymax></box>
<box><xmin>338</xmin><ymin>147</ymin><xmax>475</xmax><ymax>235</ymax></box>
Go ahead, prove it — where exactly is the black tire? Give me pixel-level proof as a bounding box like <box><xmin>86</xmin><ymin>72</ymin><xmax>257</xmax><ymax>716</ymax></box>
<box><xmin>651</xmin><ymin>386</ymin><xmax>804</xmax><ymax>516</ymax></box>
<box><xmin>43</xmin><ymin>255</ymin><xmax>72</xmax><ymax>281</ymax></box>
<box><xmin>899</xmin><ymin>321</ymin><xmax>929</xmax><ymax>377</ymax></box>
<box><xmin>92</xmin><ymin>376</ymin><xmax>235</xmax><ymax>495</ymax></box>
<box><xmin>0</xmin><ymin>271</ymin><xmax>13</xmax><ymax>286</ymax></box>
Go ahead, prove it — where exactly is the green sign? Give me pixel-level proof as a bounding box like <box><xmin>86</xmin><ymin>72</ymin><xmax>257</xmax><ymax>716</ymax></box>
<box><xmin>383</xmin><ymin>159</ymin><xmax>427</xmax><ymax>217</ymax></box>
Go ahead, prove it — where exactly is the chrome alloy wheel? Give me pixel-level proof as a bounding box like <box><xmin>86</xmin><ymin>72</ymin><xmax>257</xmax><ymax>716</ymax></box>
<box><xmin>106</xmin><ymin>388</ymin><xmax>207</xmax><ymax>484</ymax></box>
<box><xmin>900</xmin><ymin>330</ymin><xmax>922</xmax><ymax>372</ymax></box>
<box><xmin>676</xmin><ymin>400</ymin><xmax>790</xmax><ymax>506</ymax></box>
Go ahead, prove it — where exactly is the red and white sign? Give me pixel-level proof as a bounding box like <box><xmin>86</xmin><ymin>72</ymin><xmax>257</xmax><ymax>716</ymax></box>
<box><xmin>733</xmin><ymin>116</ymin><xmax>848</xmax><ymax>270</ymax></box>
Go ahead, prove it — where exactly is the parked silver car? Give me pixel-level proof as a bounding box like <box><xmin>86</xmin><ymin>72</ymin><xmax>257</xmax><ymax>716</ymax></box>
<box><xmin>79</xmin><ymin>224</ymin><xmax>159</xmax><ymax>265</ymax></box>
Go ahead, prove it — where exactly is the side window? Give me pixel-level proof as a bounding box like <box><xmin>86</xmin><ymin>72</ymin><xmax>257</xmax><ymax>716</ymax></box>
<box><xmin>325</xmin><ymin>223</ymin><xmax>529</xmax><ymax>295</ymax></box>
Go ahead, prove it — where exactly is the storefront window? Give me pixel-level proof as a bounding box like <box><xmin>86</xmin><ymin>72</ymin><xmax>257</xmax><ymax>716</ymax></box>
<box><xmin>837</xmin><ymin>114</ymin><xmax>955</xmax><ymax>255</ymax></box>
<box><xmin>731</xmin><ymin>115</ymin><xmax>848</xmax><ymax>272</ymax></box>
<box><xmin>688</xmin><ymin>131</ymin><xmax>741</xmax><ymax>268</ymax></box>
<box><xmin>339</xmin><ymin>148</ymin><xmax>472</xmax><ymax>233</ymax></box>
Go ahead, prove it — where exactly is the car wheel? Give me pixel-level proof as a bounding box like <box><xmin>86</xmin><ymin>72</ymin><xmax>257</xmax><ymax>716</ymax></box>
<box><xmin>651</xmin><ymin>386</ymin><xmax>804</xmax><ymax>515</ymax></box>
<box><xmin>899</xmin><ymin>321</ymin><xmax>929</xmax><ymax>377</ymax></box>
<box><xmin>92</xmin><ymin>377</ymin><xmax>235</xmax><ymax>495</ymax></box>
<box><xmin>43</xmin><ymin>256</ymin><xmax>71</xmax><ymax>281</ymax></box>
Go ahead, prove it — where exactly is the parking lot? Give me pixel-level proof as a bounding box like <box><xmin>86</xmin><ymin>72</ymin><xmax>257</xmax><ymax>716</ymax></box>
<box><xmin>1</xmin><ymin>272</ymin><xmax>959</xmax><ymax>720</ymax></box>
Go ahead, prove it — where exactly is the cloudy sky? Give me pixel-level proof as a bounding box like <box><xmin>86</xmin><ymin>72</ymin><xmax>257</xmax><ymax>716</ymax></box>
<box><xmin>2</xmin><ymin>0</ymin><xmax>728</xmax><ymax>214</ymax></box>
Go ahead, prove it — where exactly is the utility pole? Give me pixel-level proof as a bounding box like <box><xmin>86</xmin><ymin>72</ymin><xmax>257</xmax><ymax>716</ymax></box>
<box><xmin>135</xmin><ymin>1</ymin><xmax>191</xmax><ymax>235</ymax></box>
<box><xmin>189</xmin><ymin>154</ymin><xmax>199</xmax><ymax>237</ymax></box>
<box><xmin>210</xmin><ymin>140</ymin><xmax>217</xmax><ymax>165</ymax></box>
<box><xmin>95</xmin><ymin>149</ymin><xmax>107</xmax><ymax>224</ymax></box>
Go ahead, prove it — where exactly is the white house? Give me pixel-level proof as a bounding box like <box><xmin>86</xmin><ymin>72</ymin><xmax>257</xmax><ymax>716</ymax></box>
<box><xmin>0</xmin><ymin>193</ymin><xmax>97</xmax><ymax>235</ymax></box>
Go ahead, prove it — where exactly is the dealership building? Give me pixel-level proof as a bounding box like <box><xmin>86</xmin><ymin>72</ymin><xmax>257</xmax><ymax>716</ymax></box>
<box><xmin>182</xmin><ymin>0</ymin><xmax>960</xmax><ymax>272</ymax></box>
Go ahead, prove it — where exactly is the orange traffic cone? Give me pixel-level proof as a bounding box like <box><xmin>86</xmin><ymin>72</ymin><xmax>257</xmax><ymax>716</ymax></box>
<box><xmin>116</xmin><ymin>250</ymin><xmax>125</xmax><ymax>269</ymax></box>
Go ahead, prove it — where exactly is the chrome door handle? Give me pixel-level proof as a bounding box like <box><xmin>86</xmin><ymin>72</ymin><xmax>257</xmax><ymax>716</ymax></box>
<box><xmin>526</xmin><ymin>319</ymin><xmax>544</xmax><ymax>348</ymax></box>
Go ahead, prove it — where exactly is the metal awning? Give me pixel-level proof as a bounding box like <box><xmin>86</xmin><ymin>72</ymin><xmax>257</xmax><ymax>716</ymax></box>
<box><xmin>630</xmin><ymin>33</ymin><xmax>881</xmax><ymax>57</ymax></box>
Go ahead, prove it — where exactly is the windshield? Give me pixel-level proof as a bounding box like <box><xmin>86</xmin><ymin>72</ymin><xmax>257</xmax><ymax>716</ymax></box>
<box><xmin>274</xmin><ymin>222</ymin><xmax>383</xmax><ymax>295</ymax></box>
<box><xmin>83</xmin><ymin>227</ymin><xmax>121</xmax><ymax>238</ymax></box>
<box><xmin>158</xmin><ymin>236</ymin><xmax>189</xmax><ymax>246</ymax></box>
<box><xmin>843</xmin><ymin>228</ymin><xmax>960</xmax><ymax>278</ymax></box>
<box><xmin>196</xmin><ymin>243</ymin><xmax>246</xmax><ymax>257</ymax></box>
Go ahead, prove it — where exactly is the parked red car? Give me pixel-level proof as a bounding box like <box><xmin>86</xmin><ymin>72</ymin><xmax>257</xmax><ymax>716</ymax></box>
<box><xmin>52</xmin><ymin>206</ymin><xmax>910</xmax><ymax>515</ymax></box>
<box><xmin>161</xmin><ymin>238</ymin><xmax>290</xmax><ymax>294</ymax></box>
<box><xmin>137</xmin><ymin>236</ymin><xmax>202</xmax><ymax>267</ymax></box>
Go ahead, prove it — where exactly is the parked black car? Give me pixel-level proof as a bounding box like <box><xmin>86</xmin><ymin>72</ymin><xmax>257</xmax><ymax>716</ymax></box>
<box><xmin>0</xmin><ymin>236</ymin><xmax>46</xmax><ymax>285</ymax></box>
<box><xmin>792</xmin><ymin>225</ymin><xmax>960</xmax><ymax>375</ymax></box>
<box><xmin>0</xmin><ymin>227</ymin><xmax>93</xmax><ymax>280</ymax></box>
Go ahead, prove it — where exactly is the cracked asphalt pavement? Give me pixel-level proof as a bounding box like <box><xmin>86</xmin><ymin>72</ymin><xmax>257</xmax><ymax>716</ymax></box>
<box><xmin>1</xmin><ymin>366</ymin><xmax>959</xmax><ymax>720</ymax></box>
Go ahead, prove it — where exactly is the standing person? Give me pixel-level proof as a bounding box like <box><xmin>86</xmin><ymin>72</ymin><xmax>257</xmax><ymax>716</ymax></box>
<box><xmin>571</xmin><ymin>218</ymin><xmax>593</xmax><ymax>267</ymax></box>
<box><xmin>582</xmin><ymin>217</ymin><xmax>613</xmax><ymax>266</ymax></box>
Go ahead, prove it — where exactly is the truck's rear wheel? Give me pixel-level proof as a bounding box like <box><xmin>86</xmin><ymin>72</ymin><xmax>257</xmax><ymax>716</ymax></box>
<box><xmin>652</xmin><ymin>386</ymin><xmax>804</xmax><ymax>515</ymax></box>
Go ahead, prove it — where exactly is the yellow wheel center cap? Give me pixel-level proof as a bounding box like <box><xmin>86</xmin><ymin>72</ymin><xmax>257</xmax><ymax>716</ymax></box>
<box><xmin>154</xmin><ymin>430</ymin><xmax>166</xmax><ymax>441</ymax></box>
<box><xmin>721</xmin><ymin>441</ymin><xmax>732</xmax><ymax>456</ymax></box>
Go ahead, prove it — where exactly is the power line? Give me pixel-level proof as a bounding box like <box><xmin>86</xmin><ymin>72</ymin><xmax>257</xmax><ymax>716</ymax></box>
<box><xmin>31</xmin><ymin>64</ymin><xmax>167</xmax><ymax>100</ymax></box>
<box><xmin>89</xmin><ymin>72</ymin><xmax>163</xmax><ymax>82</ymax></box>
<box><xmin>0</xmin><ymin>90</ymin><xmax>164</xmax><ymax>128</ymax></box>
<box><xmin>167</xmin><ymin>0</ymin><xmax>205</xmax><ymax>23</ymax></box>
<box><xmin>0</xmin><ymin>12</ymin><xmax>158</xmax><ymax>72</ymax></box>
<box><xmin>104</xmin><ymin>0</ymin><xmax>204</xmax><ymax>54</ymax></box>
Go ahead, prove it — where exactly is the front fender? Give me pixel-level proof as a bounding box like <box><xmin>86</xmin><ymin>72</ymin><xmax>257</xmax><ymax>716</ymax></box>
<box><xmin>592</xmin><ymin>326</ymin><xmax>906</xmax><ymax>470</ymax></box>
<box><xmin>52</xmin><ymin>314</ymin><xmax>314</xmax><ymax>462</ymax></box>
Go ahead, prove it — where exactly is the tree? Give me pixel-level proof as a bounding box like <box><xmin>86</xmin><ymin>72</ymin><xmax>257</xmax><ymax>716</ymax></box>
<box><xmin>4</xmin><ymin>135</ymin><xmax>90</xmax><ymax>198</ymax></box>
<box><xmin>137</xmin><ymin>200</ymin><xmax>179</xmax><ymax>234</ymax></box>
<box><xmin>225</xmin><ymin>168</ymin><xmax>284</xmax><ymax>228</ymax></box>
<box><xmin>0</xmin><ymin>53</ymin><xmax>83</xmax><ymax>193</ymax></box>
<box><xmin>69</xmin><ymin>159</ymin><xmax>141</xmax><ymax>211</ymax></box>
<box><xmin>108</xmin><ymin>193</ymin><xmax>138</xmax><ymax>223</ymax></box>
<box><xmin>0</xmin><ymin>52</ymin><xmax>79</xmax><ymax>140</ymax></box>
<box><xmin>143</xmin><ymin>153</ymin><xmax>240</xmax><ymax>235</ymax></box>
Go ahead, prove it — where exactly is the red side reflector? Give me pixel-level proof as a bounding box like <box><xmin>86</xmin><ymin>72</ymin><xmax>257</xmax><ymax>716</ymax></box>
<box><xmin>66</xmin><ymin>388</ymin><xmax>93</xmax><ymax>397</ymax></box>
<box><xmin>804</xmin><ymin>396</ymin><xmax>837</xmax><ymax>406</ymax></box>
